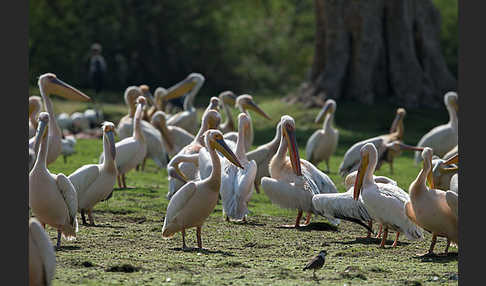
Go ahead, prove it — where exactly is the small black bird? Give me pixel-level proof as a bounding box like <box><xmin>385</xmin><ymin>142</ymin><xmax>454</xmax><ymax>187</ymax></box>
<box><xmin>303</xmin><ymin>250</ymin><xmax>327</xmax><ymax>279</ymax></box>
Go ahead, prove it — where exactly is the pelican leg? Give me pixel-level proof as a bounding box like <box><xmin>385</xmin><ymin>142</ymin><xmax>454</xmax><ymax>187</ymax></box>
<box><xmin>379</xmin><ymin>227</ymin><xmax>388</xmax><ymax>248</ymax></box>
<box><xmin>81</xmin><ymin>210</ymin><xmax>87</xmax><ymax>225</ymax></box>
<box><xmin>428</xmin><ymin>234</ymin><xmax>438</xmax><ymax>255</ymax></box>
<box><xmin>56</xmin><ymin>231</ymin><xmax>62</xmax><ymax>249</ymax></box>
<box><xmin>254</xmin><ymin>181</ymin><xmax>260</xmax><ymax>194</ymax></box>
<box><xmin>392</xmin><ymin>232</ymin><xmax>400</xmax><ymax>248</ymax></box>
<box><xmin>196</xmin><ymin>226</ymin><xmax>202</xmax><ymax>249</ymax></box>
<box><xmin>182</xmin><ymin>229</ymin><xmax>187</xmax><ymax>250</ymax></box>
<box><xmin>375</xmin><ymin>225</ymin><xmax>383</xmax><ymax>239</ymax></box>
<box><xmin>295</xmin><ymin>210</ymin><xmax>303</xmax><ymax>228</ymax></box>
<box><xmin>63</xmin><ymin>155</ymin><xmax>67</xmax><ymax>164</ymax></box>
<box><xmin>141</xmin><ymin>158</ymin><xmax>147</xmax><ymax>171</ymax></box>
<box><xmin>304</xmin><ymin>212</ymin><xmax>312</xmax><ymax>226</ymax></box>
<box><xmin>136</xmin><ymin>164</ymin><xmax>140</xmax><ymax>171</ymax></box>
<box><xmin>87</xmin><ymin>209</ymin><xmax>95</xmax><ymax>226</ymax></box>
<box><xmin>225</xmin><ymin>215</ymin><xmax>230</xmax><ymax>222</ymax></box>
<box><xmin>444</xmin><ymin>238</ymin><xmax>451</xmax><ymax>254</ymax></box>
<box><xmin>366</xmin><ymin>221</ymin><xmax>373</xmax><ymax>238</ymax></box>
<box><xmin>389</xmin><ymin>161</ymin><xmax>394</xmax><ymax>174</ymax></box>
<box><xmin>122</xmin><ymin>174</ymin><xmax>127</xmax><ymax>189</ymax></box>
<box><xmin>325</xmin><ymin>159</ymin><xmax>330</xmax><ymax>173</ymax></box>
<box><xmin>117</xmin><ymin>175</ymin><xmax>122</xmax><ymax>189</ymax></box>
<box><xmin>41</xmin><ymin>222</ymin><xmax>46</xmax><ymax>229</ymax></box>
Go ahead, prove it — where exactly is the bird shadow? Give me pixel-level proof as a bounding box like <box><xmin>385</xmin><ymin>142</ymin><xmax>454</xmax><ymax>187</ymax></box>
<box><xmin>170</xmin><ymin>247</ymin><xmax>235</xmax><ymax>257</ymax></box>
<box><xmin>331</xmin><ymin>237</ymin><xmax>410</xmax><ymax>246</ymax></box>
<box><xmin>229</xmin><ymin>220</ymin><xmax>265</xmax><ymax>227</ymax></box>
<box><xmin>81</xmin><ymin>223</ymin><xmax>126</xmax><ymax>229</ymax></box>
<box><xmin>275</xmin><ymin>222</ymin><xmax>338</xmax><ymax>232</ymax></box>
<box><xmin>413</xmin><ymin>252</ymin><xmax>458</xmax><ymax>263</ymax></box>
<box><xmin>55</xmin><ymin>245</ymin><xmax>81</xmax><ymax>252</ymax></box>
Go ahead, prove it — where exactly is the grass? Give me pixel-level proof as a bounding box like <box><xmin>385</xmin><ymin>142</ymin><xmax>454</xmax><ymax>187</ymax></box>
<box><xmin>38</xmin><ymin>93</ymin><xmax>457</xmax><ymax>285</ymax></box>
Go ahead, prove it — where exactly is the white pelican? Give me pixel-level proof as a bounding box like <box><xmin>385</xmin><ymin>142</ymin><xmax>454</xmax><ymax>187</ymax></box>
<box><xmin>69</xmin><ymin>122</ymin><xmax>117</xmax><ymax>226</ymax></box>
<box><xmin>28</xmin><ymin>73</ymin><xmax>91</xmax><ymax>165</ymax></box>
<box><xmin>261</xmin><ymin>115</ymin><xmax>339</xmax><ymax>228</ymax></box>
<box><xmin>405</xmin><ymin>147</ymin><xmax>458</xmax><ymax>255</ymax></box>
<box><xmin>353</xmin><ymin>143</ymin><xmax>423</xmax><ymax>248</ymax></box>
<box><xmin>414</xmin><ymin>92</ymin><xmax>458</xmax><ymax>164</ymax></box>
<box><xmin>29</xmin><ymin>96</ymin><xmax>42</xmax><ymax>139</ymax></box>
<box><xmin>102</xmin><ymin>96</ymin><xmax>147</xmax><ymax>188</ymax></box>
<box><xmin>201</xmin><ymin>113</ymin><xmax>257</xmax><ymax>221</ymax></box>
<box><xmin>338</xmin><ymin>108</ymin><xmax>406</xmax><ymax>177</ymax></box>
<box><xmin>162</xmin><ymin>129</ymin><xmax>243</xmax><ymax>249</ymax></box>
<box><xmin>116</xmin><ymin>86</ymin><xmax>168</xmax><ymax>170</ymax></box>
<box><xmin>29</xmin><ymin>112</ymin><xmax>79</xmax><ymax>249</ymax></box>
<box><xmin>224</xmin><ymin>94</ymin><xmax>271</xmax><ymax>151</ymax></box>
<box><xmin>29</xmin><ymin>148</ymin><xmax>36</xmax><ymax>172</ymax></box>
<box><xmin>344</xmin><ymin>170</ymin><xmax>397</xmax><ymax>190</ymax></box>
<box><xmin>166</xmin><ymin>73</ymin><xmax>206</xmax><ymax>134</ymax></box>
<box><xmin>84</xmin><ymin>108</ymin><xmax>103</xmax><ymax>129</ymax></box>
<box><xmin>166</xmin><ymin>110</ymin><xmax>221</xmax><ymax>199</ymax></box>
<box><xmin>443</xmin><ymin>145</ymin><xmax>458</xmax><ymax>161</ymax></box>
<box><xmin>56</xmin><ymin>112</ymin><xmax>72</xmax><ymax>133</ymax></box>
<box><xmin>430</xmin><ymin>154</ymin><xmax>458</xmax><ymax>191</ymax></box>
<box><xmin>247</xmin><ymin>122</ymin><xmax>282</xmax><ymax>194</ymax></box>
<box><xmin>218</xmin><ymin>91</ymin><xmax>237</xmax><ymax>133</ymax></box>
<box><xmin>305</xmin><ymin>99</ymin><xmax>338</xmax><ymax>173</ymax></box>
<box><xmin>150</xmin><ymin>111</ymin><xmax>194</xmax><ymax>157</ymax></box>
<box><xmin>450</xmin><ymin>173</ymin><xmax>458</xmax><ymax>194</ymax></box>
<box><xmin>60</xmin><ymin>134</ymin><xmax>76</xmax><ymax>163</ymax></box>
<box><xmin>71</xmin><ymin>112</ymin><xmax>90</xmax><ymax>134</ymax></box>
<box><xmin>139</xmin><ymin>84</ymin><xmax>156</xmax><ymax>121</ymax></box>
<box><xmin>29</xmin><ymin>218</ymin><xmax>56</xmax><ymax>286</ymax></box>
<box><xmin>166</xmin><ymin>153</ymin><xmax>200</xmax><ymax>200</ymax></box>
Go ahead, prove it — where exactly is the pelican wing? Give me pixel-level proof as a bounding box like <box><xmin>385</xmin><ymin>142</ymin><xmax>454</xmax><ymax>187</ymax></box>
<box><xmin>221</xmin><ymin>160</ymin><xmax>257</xmax><ymax>219</ymax></box>
<box><xmin>162</xmin><ymin>181</ymin><xmax>197</xmax><ymax>237</ymax></box>
<box><xmin>445</xmin><ymin>191</ymin><xmax>458</xmax><ymax>218</ymax></box>
<box><xmin>29</xmin><ymin>219</ymin><xmax>56</xmax><ymax>286</ymax></box>
<box><xmin>261</xmin><ymin>177</ymin><xmax>314</xmax><ymax>213</ymax></box>
<box><xmin>312</xmin><ymin>190</ymin><xmax>371</xmax><ymax>231</ymax></box>
<box><xmin>305</xmin><ymin>130</ymin><xmax>322</xmax><ymax>162</ymax></box>
<box><xmin>56</xmin><ymin>173</ymin><xmax>79</xmax><ymax>231</ymax></box>
<box><xmin>302</xmin><ymin>160</ymin><xmax>338</xmax><ymax>195</ymax></box>
<box><xmin>223</xmin><ymin>132</ymin><xmax>238</xmax><ymax>144</ymax></box>
<box><xmin>344</xmin><ymin>171</ymin><xmax>397</xmax><ymax>190</ymax></box>
<box><xmin>450</xmin><ymin>173</ymin><xmax>458</xmax><ymax>194</ymax></box>
<box><xmin>68</xmin><ymin>165</ymin><xmax>101</xmax><ymax>202</ymax></box>
<box><xmin>415</xmin><ymin>124</ymin><xmax>458</xmax><ymax>162</ymax></box>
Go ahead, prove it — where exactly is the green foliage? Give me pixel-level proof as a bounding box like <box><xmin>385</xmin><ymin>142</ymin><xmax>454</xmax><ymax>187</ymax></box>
<box><xmin>433</xmin><ymin>0</ymin><xmax>458</xmax><ymax>76</ymax></box>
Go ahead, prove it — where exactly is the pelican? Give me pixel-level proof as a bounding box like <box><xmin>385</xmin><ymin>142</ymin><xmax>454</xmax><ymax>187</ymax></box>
<box><xmin>166</xmin><ymin>110</ymin><xmax>221</xmax><ymax>200</ymax></box>
<box><xmin>29</xmin><ymin>112</ymin><xmax>79</xmax><ymax>249</ymax></box>
<box><xmin>162</xmin><ymin>129</ymin><xmax>243</xmax><ymax>250</ymax></box>
<box><xmin>139</xmin><ymin>84</ymin><xmax>156</xmax><ymax>121</ymax></box>
<box><xmin>150</xmin><ymin>111</ymin><xmax>194</xmax><ymax>157</ymax></box>
<box><xmin>414</xmin><ymin>92</ymin><xmax>458</xmax><ymax>163</ymax></box>
<box><xmin>29</xmin><ymin>218</ymin><xmax>56</xmax><ymax>286</ymax></box>
<box><xmin>69</xmin><ymin>122</ymin><xmax>117</xmax><ymax>226</ymax></box>
<box><xmin>261</xmin><ymin>115</ymin><xmax>339</xmax><ymax>228</ymax></box>
<box><xmin>305</xmin><ymin>99</ymin><xmax>338</xmax><ymax>173</ymax></box>
<box><xmin>102</xmin><ymin>96</ymin><xmax>147</xmax><ymax>189</ymax></box>
<box><xmin>405</xmin><ymin>147</ymin><xmax>458</xmax><ymax>255</ymax></box>
<box><xmin>116</xmin><ymin>86</ymin><xmax>169</xmax><ymax>170</ymax></box>
<box><xmin>201</xmin><ymin>113</ymin><xmax>257</xmax><ymax>221</ymax></box>
<box><xmin>430</xmin><ymin>154</ymin><xmax>458</xmax><ymax>191</ymax></box>
<box><xmin>450</xmin><ymin>173</ymin><xmax>458</xmax><ymax>194</ymax></box>
<box><xmin>71</xmin><ymin>112</ymin><xmax>90</xmax><ymax>134</ymax></box>
<box><xmin>338</xmin><ymin>108</ymin><xmax>406</xmax><ymax>177</ymax></box>
<box><xmin>166</xmin><ymin>73</ymin><xmax>206</xmax><ymax>134</ymax></box>
<box><xmin>218</xmin><ymin>91</ymin><xmax>237</xmax><ymax>133</ymax></box>
<box><xmin>56</xmin><ymin>112</ymin><xmax>72</xmax><ymax>133</ymax></box>
<box><xmin>28</xmin><ymin>73</ymin><xmax>91</xmax><ymax>165</ymax></box>
<box><xmin>353</xmin><ymin>143</ymin><xmax>423</xmax><ymax>248</ymax></box>
<box><xmin>443</xmin><ymin>145</ymin><xmax>458</xmax><ymax>161</ymax></box>
<box><xmin>29</xmin><ymin>96</ymin><xmax>42</xmax><ymax>139</ymax></box>
<box><xmin>84</xmin><ymin>108</ymin><xmax>103</xmax><ymax>129</ymax></box>
<box><xmin>224</xmin><ymin>94</ymin><xmax>271</xmax><ymax>151</ymax></box>
<box><xmin>344</xmin><ymin>170</ymin><xmax>397</xmax><ymax>190</ymax></box>
<box><xmin>60</xmin><ymin>134</ymin><xmax>76</xmax><ymax>163</ymax></box>
<box><xmin>247</xmin><ymin>122</ymin><xmax>281</xmax><ymax>194</ymax></box>
<box><xmin>166</xmin><ymin>153</ymin><xmax>200</xmax><ymax>200</ymax></box>
<box><xmin>29</xmin><ymin>147</ymin><xmax>36</xmax><ymax>172</ymax></box>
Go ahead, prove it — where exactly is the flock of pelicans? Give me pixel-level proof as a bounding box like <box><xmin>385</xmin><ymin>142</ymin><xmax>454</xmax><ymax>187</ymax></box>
<box><xmin>28</xmin><ymin>72</ymin><xmax>459</xmax><ymax>285</ymax></box>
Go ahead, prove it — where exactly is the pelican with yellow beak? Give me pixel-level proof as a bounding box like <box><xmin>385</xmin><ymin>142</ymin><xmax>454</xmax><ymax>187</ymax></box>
<box><xmin>218</xmin><ymin>91</ymin><xmax>238</xmax><ymax>133</ymax></box>
<box><xmin>29</xmin><ymin>218</ymin><xmax>56</xmax><ymax>286</ymax></box>
<box><xmin>166</xmin><ymin>73</ymin><xmax>206</xmax><ymax>134</ymax></box>
<box><xmin>305</xmin><ymin>99</ymin><xmax>338</xmax><ymax>173</ymax></box>
<box><xmin>29</xmin><ymin>96</ymin><xmax>42</xmax><ymax>139</ymax></box>
<box><xmin>443</xmin><ymin>145</ymin><xmax>458</xmax><ymax>161</ymax></box>
<box><xmin>166</xmin><ymin>110</ymin><xmax>221</xmax><ymax>200</ymax></box>
<box><xmin>406</xmin><ymin>148</ymin><xmax>458</xmax><ymax>255</ymax></box>
<box><xmin>353</xmin><ymin>143</ymin><xmax>423</xmax><ymax>248</ymax></box>
<box><xmin>29</xmin><ymin>112</ymin><xmax>79</xmax><ymax>249</ymax></box>
<box><xmin>430</xmin><ymin>153</ymin><xmax>458</xmax><ymax>191</ymax></box>
<box><xmin>414</xmin><ymin>92</ymin><xmax>458</xmax><ymax>164</ymax></box>
<box><xmin>224</xmin><ymin>94</ymin><xmax>271</xmax><ymax>151</ymax></box>
<box><xmin>68</xmin><ymin>122</ymin><xmax>118</xmax><ymax>226</ymax></box>
<box><xmin>28</xmin><ymin>73</ymin><xmax>91</xmax><ymax>165</ymax></box>
<box><xmin>261</xmin><ymin>116</ymin><xmax>339</xmax><ymax>228</ymax></box>
<box><xmin>162</xmin><ymin>130</ymin><xmax>243</xmax><ymax>250</ymax></box>
<box><xmin>102</xmin><ymin>96</ymin><xmax>147</xmax><ymax>188</ymax></box>
<box><xmin>151</xmin><ymin>111</ymin><xmax>194</xmax><ymax>157</ymax></box>
<box><xmin>338</xmin><ymin>108</ymin><xmax>406</xmax><ymax>177</ymax></box>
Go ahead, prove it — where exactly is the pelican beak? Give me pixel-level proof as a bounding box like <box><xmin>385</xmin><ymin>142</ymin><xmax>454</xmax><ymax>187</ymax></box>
<box><xmin>244</xmin><ymin>100</ymin><xmax>271</xmax><ymax>120</ymax></box>
<box><xmin>106</xmin><ymin>130</ymin><xmax>116</xmax><ymax>158</ymax></box>
<box><xmin>28</xmin><ymin>104</ymin><xmax>34</xmax><ymax>117</ymax></box>
<box><xmin>33</xmin><ymin>121</ymin><xmax>48</xmax><ymax>154</ymax></box>
<box><xmin>397</xmin><ymin>143</ymin><xmax>425</xmax><ymax>152</ymax></box>
<box><xmin>283</xmin><ymin>125</ymin><xmax>302</xmax><ymax>176</ymax></box>
<box><xmin>353</xmin><ymin>154</ymin><xmax>369</xmax><ymax>200</ymax></box>
<box><xmin>444</xmin><ymin>154</ymin><xmax>458</xmax><ymax>166</ymax></box>
<box><xmin>315</xmin><ymin>104</ymin><xmax>331</xmax><ymax>123</ymax></box>
<box><xmin>390</xmin><ymin>112</ymin><xmax>403</xmax><ymax>133</ymax></box>
<box><xmin>168</xmin><ymin>166</ymin><xmax>188</xmax><ymax>183</ymax></box>
<box><xmin>212</xmin><ymin>138</ymin><xmax>243</xmax><ymax>169</ymax></box>
<box><xmin>427</xmin><ymin>169</ymin><xmax>435</xmax><ymax>189</ymax></box>
<box><xmin>165</xmin><ymin>78</ymin><xmax>197</xmax><ymax>101</ymax></box>
<box><xmin>48</xmin><ymin>77</ymin><xmax>91</xmax><ymax>101</ymax></box>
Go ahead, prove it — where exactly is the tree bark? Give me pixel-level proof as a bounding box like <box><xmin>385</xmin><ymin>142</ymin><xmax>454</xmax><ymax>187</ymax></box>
<box><xmin>301</xmin><ymin>0</ymin><xmax>456</xmax><ymax>108</ymax></box>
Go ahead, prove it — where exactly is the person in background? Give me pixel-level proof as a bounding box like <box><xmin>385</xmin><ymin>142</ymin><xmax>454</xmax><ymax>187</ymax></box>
<box><xmin>89</xmin><ymin>43</ymin><xmax>107</xmax><ymax>96</ymax></box>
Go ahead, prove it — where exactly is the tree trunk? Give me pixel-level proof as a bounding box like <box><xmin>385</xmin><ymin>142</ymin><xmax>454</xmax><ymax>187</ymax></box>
<box><xmin>301</xmin><ymin>0</ymin><xmax>456</xmax><ymax>109</ymax></box>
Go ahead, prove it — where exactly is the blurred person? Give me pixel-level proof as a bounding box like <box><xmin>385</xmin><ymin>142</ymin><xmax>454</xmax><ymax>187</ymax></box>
<box><xmin>89</xmin><ymin>43</ymin><xmax>107</xmax><ymax>96</ymax></box>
